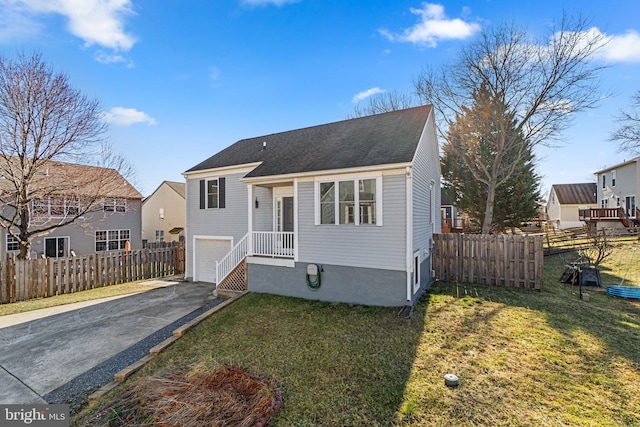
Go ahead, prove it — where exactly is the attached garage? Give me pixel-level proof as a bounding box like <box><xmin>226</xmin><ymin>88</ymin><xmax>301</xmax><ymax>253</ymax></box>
<box><xmin>193</xmin><ymin>236</ymin><xmax>233</xmax><ymax>283</ymax></box>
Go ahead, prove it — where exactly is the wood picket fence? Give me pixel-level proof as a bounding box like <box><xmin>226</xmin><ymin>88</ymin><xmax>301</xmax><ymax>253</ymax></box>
<box><xmin>0</xmin><ymin>244</ymin><xmax>185</xmax><ymax>304</ymax></box>
<box><xmin>433</xmin><ymin>233</ymin><xmax>544</xmax><ymax>291</ymax></box>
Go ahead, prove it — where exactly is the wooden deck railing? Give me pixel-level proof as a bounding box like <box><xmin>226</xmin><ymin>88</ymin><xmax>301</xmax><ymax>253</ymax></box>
<box><xmin>579</xmin><ymin>207</ymin><xmax>638</xmax><ymax>228</ymax></box>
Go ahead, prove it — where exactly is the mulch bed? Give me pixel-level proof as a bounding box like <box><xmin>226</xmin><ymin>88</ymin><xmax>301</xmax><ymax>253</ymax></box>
<box><xmin>76</xmin><ymin>364</ymin><xmax>283</xmax><ymax>427</ymax></box>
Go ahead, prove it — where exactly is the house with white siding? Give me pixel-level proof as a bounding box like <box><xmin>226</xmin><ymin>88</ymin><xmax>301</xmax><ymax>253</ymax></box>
<box><xmin>546</xmin><ymin>183</ymin><xmax>597</xmax><ymax>229</ymax></box>
<box><xmin>183</xmin><ymin>106</ymin><xmax>441</xmax><ymax>307</ymax></box>
<box><xmin>579</xmin><ymin>157</ymin><xmax>640</xmax><ymax>229</ymax></box>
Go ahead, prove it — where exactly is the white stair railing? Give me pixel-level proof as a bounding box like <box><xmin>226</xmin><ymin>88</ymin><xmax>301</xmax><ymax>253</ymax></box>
<box><xmin>216</xmin><ymin>233</ymin><xmax>248</xmax><ymax>284</ymax></box>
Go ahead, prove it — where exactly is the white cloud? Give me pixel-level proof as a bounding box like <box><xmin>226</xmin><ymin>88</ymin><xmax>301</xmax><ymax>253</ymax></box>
<box><xmin>352</xmin><ymin>87</ymin><xmax>385</xmax><ymax>103</ymax></box>
<box><xmin>598</xmin><ymin>29</ymin><xmax>640</xmax><ymax>63</ymax></box>
<box><xmin>551</xmin><ymin>27</ymin><xmax>640</xmax><ymax>64</ymax></box>
<box><xmin>101</xmin><ymin>107</ymin><xmax>157</xmax><ymax>126</ymax></box>
<box><xmin>379</xmin><ymin>3</ymin><xmax>480</xmax><ymax>47</ymax></box>
<box><xmin>240</xmin><ymin>0</ymin><xmax>300</xmax><ymax>6</ymax></box>
<box><xmin>0</xmin><ymin>0</ymin><xmax>136</xmax><ymax>51</ymax></box>
<box><xmin>95</xmin><ymin>50</ymin><xmax>133</xmax><ymax>68</ymax></box>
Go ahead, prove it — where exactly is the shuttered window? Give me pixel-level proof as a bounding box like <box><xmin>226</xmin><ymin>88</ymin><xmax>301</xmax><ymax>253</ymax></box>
<box><xmin>199</xmin><ymin>177</ymin><xmax>226</xmax><ymax>209</ymax></box>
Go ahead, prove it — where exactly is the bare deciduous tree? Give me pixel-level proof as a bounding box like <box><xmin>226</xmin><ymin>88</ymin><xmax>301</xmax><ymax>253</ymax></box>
<box><xmin>347</xmin><ymin>90</ymin><xmax>418</xmax><ymax>119</ymax></box>
<box><xmin>415</xmin><ymin>14</ymin><xmax>607</xmax><ymax>233</ymax></box>
<box><xmin>611</xmin><ymin>90</ymin><xmax>640</xmax><ymax>155</ymax></box>
<box><xmin>0</xmin><ymin>52</ymin><xmax>134</xmax><ymax>259</ymax></box>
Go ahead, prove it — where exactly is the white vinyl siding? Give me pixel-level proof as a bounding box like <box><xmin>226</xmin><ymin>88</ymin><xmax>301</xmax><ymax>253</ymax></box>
<box><xmin>412</xmin><ymin>111</ymin><xmax>441</xmax><ymax>250</ymax></box>
<box><xmin>300</xmin><ymin>174</ymin><xmax>405</xmax><ymax>271</ymax></box>
<box><xmin>185</xmin><ymin>171</ymin><xmax>250</xmax><ymax>278</ymax></box>
<box><xmin>314</xmin><ymin>174</ymin><xmax>382</xmax><ymax>226</ymax></box>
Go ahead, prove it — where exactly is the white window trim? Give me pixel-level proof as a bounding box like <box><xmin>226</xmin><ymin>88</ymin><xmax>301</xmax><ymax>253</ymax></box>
<box><xmin>6</xmin><ymin>234</ymin><xmax>19</xmax><ymax>252</ymax></box>
<box><xmin>44</xmin><ymin>236</ymin><xmax>70</xmax><ymax>258</ymax></box>
<box><xmin>104</xmin><ymin>198</ymin><xmax>127</xmax><ymax>213</ymax></box>
<box><xmin>612</xmin><ymin>170</ymin><xmax>616</xmax><ymax>187</ymax></box>
<box><xmin>413</xmin><ymin>250</ymin><xmax>421</xmax><ymax>294</ymax></box>
<box><xmin>314</xmin><ymin>172</ymin><xmax>383</xmax><ymax>226</ymax></box>
<box><xmin>95</xmin><ymin>229</ymin><xmax>131</xmax><ymax>252</ymax></box>
<box><xmin>206</xmin><ymin>178</ymin><xmax>219</xmax><ymax>209</ymax></box>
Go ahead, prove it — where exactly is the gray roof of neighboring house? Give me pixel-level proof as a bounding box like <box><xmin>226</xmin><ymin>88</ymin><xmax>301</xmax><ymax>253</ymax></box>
<box><xmin>185</xmin><ymin>105</ymin><xmax>433</xmax><ymax>178</ymax></box>
<box><xmin>551</xmin><ymin>183</ymin><xmax>597</xmax><ymax>205</ymax></box>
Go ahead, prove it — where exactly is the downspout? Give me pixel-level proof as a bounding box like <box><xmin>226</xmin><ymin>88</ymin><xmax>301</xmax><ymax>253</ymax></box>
<box><xmin>406</xmin><ymin>166</ymin><xmax>413</xmax><ymax>302</ymax></box>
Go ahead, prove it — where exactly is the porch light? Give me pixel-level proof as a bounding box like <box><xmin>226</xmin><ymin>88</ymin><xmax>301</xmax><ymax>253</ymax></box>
<box><xmin>255</xmin><ymin>197</ymin><xmax>259</xmax><ymax>209</ymax></box>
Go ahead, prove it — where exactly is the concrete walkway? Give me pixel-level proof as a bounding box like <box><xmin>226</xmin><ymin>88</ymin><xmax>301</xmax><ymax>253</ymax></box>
<box><xmin>0</xmin><ymin>279</ymin><xmax>216</xmax><ymax>404</ymax></box>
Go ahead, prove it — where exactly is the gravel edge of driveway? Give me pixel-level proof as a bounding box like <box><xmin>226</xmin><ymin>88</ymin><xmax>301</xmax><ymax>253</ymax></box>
<box><xmin>43</xmin><ymin>296</ymin><xmax>228</xmax><ymax>414</ymax></box>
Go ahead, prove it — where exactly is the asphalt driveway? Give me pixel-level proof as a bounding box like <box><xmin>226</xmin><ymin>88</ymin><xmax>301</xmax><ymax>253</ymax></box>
<box><xmin>0</xmin><ymin>279</ymin><xmax>216</xmax><ymax>405</ymax></box>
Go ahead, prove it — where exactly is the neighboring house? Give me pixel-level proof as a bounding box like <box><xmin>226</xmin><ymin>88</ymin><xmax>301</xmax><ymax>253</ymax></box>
<box><xmin>0</xmin><ymin>160</ymin><xmax>142</xmax><ymax>258</ymax></box>
<box><xmin>440</xmin><ymin>188</ymin><xmax>465</xmax><ymax>232</ymax></box>
<box><xmin>546</xmin><ymin>183</ymin><xmax>597</xmax><ymax>229</ymax></box>
<box><xmin>142</xmin><ymin>181</ymin><xmax>186</xmax><ymax>246</ymax></box>
<box><xmin>580</xmin><ymin>157</ymin><xmax>640</xmax><ymax>229</ymax></box>
<box><xmin>183</xmin><ymin>106</ymin><xmax>441</xmax><ymax>307</ymax></box>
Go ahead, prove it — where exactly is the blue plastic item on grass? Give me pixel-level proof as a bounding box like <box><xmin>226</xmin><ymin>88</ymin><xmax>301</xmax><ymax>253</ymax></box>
<box><xmin>606</xmin><ymin>285</ymin><xmax>640</xmax><ymax>299</ymax></box>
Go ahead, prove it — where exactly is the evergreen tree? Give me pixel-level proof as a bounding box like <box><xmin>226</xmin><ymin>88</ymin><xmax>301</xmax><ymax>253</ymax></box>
<box><xmin>442</xmin><ymin>85</ymin><xmax>540</xmax><ymax>232</ymax></box>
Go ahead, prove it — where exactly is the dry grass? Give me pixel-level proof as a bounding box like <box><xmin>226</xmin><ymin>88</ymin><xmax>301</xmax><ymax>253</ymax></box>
<box><xmin>77</xmin><ymin>364</ymin><xmax>281</xmax><ymax>427</ymax></box>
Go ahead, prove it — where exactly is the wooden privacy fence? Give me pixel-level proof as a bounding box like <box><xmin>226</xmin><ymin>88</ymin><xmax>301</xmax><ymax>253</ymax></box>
<box><xmin>433</xmin><ymin>233</ymin><xmax>544</xmax><ymax>291</ymax></box>
<box><xmin>0</xmin><ymin>244</ymin><xmax>186</xmax><ymax>304</ymax></box>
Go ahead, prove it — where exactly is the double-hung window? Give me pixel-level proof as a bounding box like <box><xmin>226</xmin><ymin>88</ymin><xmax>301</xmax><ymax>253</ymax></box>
<box><xmin>104</xmin><ymin>198</ymin><xmax>126</xmax><ymax>212</ymax></box>
<box><xmin>95</xmin><ymin>229</ymin><xmax>130</xmax><ymax>251</ymax></box>
<box><xmin>6</xmin><ymin>234</ymin><xmax>19</xmax><ymax>252</ymax></box>
<box><xmin>316</xmin><ymin>175</ymin><xmax>381</xmax><ymax>225</ymax></box>
<box><xmin>207</xmin><ymin>179</ymin><xmax>219</xmax><ymax>208</ymax></box>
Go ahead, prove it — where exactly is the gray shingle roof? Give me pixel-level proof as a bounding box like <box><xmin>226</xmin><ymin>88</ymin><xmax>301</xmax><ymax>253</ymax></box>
<box><xmin>186</xmin><ymin>105</ymin><xmax>432</xmax><ymax>177</ymax></box>
<box><xmin>551</xmin><ymin>183</ymin><xmax>597</xmax><ymax>205</ymax></box>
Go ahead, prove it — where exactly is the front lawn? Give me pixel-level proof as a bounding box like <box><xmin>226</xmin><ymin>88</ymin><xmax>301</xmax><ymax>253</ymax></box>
<box><xmin>76</xmin><ymin>248</ymin><xmax>640</xmax><ymax>426</ymax></box>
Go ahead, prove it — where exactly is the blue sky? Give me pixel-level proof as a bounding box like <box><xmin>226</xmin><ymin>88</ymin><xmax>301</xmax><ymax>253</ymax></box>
<box><xmin>1</xmin><ymin>0</ymin><xmax>639</xmax><ymax>199</ymax></box>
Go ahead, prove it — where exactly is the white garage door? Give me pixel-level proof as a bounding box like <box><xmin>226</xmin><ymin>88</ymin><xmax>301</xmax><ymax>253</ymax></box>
<box><xmin>194</xmin><ymin>238</ymin><xmax>232</xmax><ymax>283</ymax></box>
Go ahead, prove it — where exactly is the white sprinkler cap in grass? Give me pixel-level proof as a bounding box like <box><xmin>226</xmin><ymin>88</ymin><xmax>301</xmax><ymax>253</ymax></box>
<box><xmin>444</xmin><ymin>373</ymin><xmax>459</xmax><ymax>387</ymax></box>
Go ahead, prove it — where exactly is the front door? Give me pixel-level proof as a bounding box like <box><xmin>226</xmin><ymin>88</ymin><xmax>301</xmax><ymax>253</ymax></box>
<box><xmin>45</xmin><ymin>237</ymin><xmax>68</xmax><ymax>258</ymax></box>
<box><xmin>283</xmin><ymin>197</ymin><xmax>294</xmax><ymax>232</ymax></box>
<box><xmin>626</xmin><ymin>196</ymin><xmax>637</xmax><ymax>218</ymax></box>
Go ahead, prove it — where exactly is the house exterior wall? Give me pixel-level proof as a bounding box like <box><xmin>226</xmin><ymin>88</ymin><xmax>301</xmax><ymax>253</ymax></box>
<box><xmin>248</xmin><ymin>262</ymin><xmax>407</xmax><ymax>307</ymax></box>
<box><xmin>141</xmin><ymin>183</ymin><xmax>185</xmax><ymax>244</ymax></box>
<box><xmin>296</xmin><ymin>173</ymin><xmax>407</xmax><ymax>271</ymax></box>
<box><xmin>547</xmin><ymin>188</ymin><xmax>595</xmax><ymax>229</ymax></box>
<box><xmin>1</xmin><ymin>199</ymin><xmax>142</xmax><ymax>258</ymax></box>
<box><xmin>184</xmin><ymin>169</ymin><xmax>251</xmax><ymax>279</ymax></box>
<box><xmin>410</xmin><ymin>110</ymin><xmax>441</xmax><ymax>300</ymax></box>
<box><xmin>597</xmin><ymin>161</ymin><xmax>639</xmax><ymax>213</ymax></box>
<box><xmin>253</xmin><ymin>186</ymin><xmax>274</xmax><ymax>232</ymax></box>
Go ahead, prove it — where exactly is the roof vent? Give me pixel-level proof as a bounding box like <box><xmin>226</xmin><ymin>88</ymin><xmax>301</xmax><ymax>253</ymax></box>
<box><xmin>262</xmin><ymin>141</ymin><xmax>266</xmax><ymax>151</ymax></box>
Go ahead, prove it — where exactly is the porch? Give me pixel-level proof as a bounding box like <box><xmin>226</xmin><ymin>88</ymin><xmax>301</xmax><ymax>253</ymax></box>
<box><xmin>215</xmin><ymin>231</ymin><xmax>294</xmax><ymax>292</ymax></box>
<box><xmin>579</xmin><ymin>207</ymin><xmax>640</xmax><ymax>228</ymax></box>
